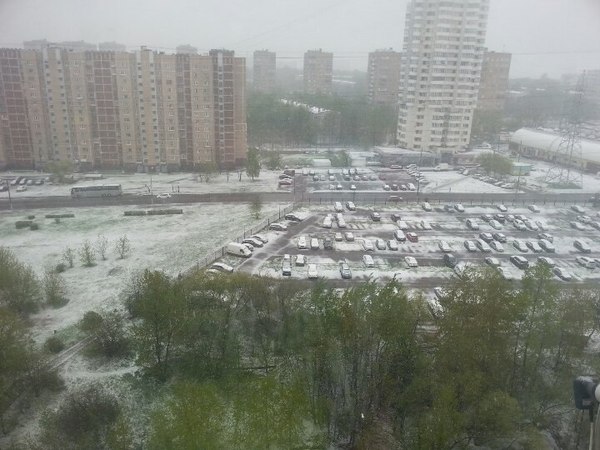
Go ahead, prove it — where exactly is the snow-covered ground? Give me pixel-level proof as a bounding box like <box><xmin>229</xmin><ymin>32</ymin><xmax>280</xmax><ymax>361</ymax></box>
<box><xmin>421</xmin><ymin>171</ymin><xmax>513</xmax><ymax>194</ymax></box>
<box><xmin>514</xmin><ymin>158</ymin><xmax>600</xmax><ymax>194</ymax></box>
<box><xmin>0</xmin><ymin>170</ymin><xmax>286</xmax><ymax>198</ymax></box>
<box><xmin>0</xmin><ymin>202</ymin><xmax>282</xmax><ymax>342</ymax></box>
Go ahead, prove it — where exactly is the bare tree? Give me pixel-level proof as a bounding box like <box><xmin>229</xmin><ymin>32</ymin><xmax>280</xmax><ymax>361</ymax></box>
<box><xmin>96</xmin><ymin>234</ymin><xmax>109</xmax><ymax>260</ymax></box>
<box><xmin>115</xmin><ymin>235</ymin><xmax>131</xmax><ymax>260</ymax></box>
<box><xmin>63</xmin><ymin>246</ymin><xmax>75</xmax><ymax>268</ymax></box>
<box><xmin>79</xmin><ymin>240</ymin><xmax>96</xmax><ymax>267</ymax></box>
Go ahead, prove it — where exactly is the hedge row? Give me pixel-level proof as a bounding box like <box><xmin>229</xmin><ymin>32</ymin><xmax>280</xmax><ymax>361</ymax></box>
<box><xmin>45</xmin><ymin>214</ymin><xmax>75</xmax><ymax>219</ymax></box>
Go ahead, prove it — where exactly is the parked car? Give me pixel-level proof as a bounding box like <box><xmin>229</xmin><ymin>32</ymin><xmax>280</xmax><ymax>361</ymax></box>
<box><xmin>438</xmin><ymin>241</ymin><xmax>452</xmax><ymax>252</ymax></box>
<box><xmin>370</xmin><ymin>212</ymin><xmax>381</xmax><ymax>222</ymax></box>
<box><xmin>422</xmin><ymin>202</ymin><xmax>432</xmax><ymax>211</ymax></box>
<box><xmin>397</xmin><ymin>220</ymin><xmax>409</xmax><ymax>230</ymax></box>
<box><xmin>466</xmin><ymin>219</ymin><xmax>479</xmax><ymax>230</ymax></box>
<box><xmin>497</xmin><ymin>204</ymin><xmax>508</xmax><ymax>212</ymax></box>
<box><xmin>464</xmin><ymin>240</ymin><xmax>477</xmax><ymax>252</ymax></box>
<box><xmin>284</xmin><ymin>213</ymin><xmax>302</xmax><ymax>222</ymax></box>
<box><xmin>345</xmin><ymin>201</ymin><xmax>356</xmax><ymax>211</ymax></box>
<box><xmin>362</xmin><ymin>239</ymin><xmax>375</xmax><ymax>251</ymax></box>
<box><xmin>489</xmin><ymin>241</ymin><xmax>504</xmax><ymax>252</ymax></box>
<box><xmin>387</xmin><ymin>240</ymin><xmax>399</xmax><ymax>251</ymax></box>
<box><xmin>553</xmin><ymin>267</ymin><xmax>573</xmax><ymax>281</ymax></box>
<box><xmin>484</xmin><ymin>257</ymin><xmax>501</xmax><ymax>267</ymax></box>
<box><xmin>339</xmin><ymin>262</ymin><xmax>352</xmax><ymax>279</ymax></box>
<box><xmin>376</xmin><ymin>239</ymin><xmax>387</xmax><ymax>250</ymax></box>
<box><xmin>443</xmin><ymin>253</ymin><xmax>457</xmax><ymax>268</ymax></box>
<box><xmin>334</xmin><ymin>232</ymin><xmax>343</xmax><ymax>242</ymax></box>
<box><xmin>538</xmin><ymin>239</ymin><xmax>555</xmax><ymax>253</ymax></box>
<box><xmin>16</xmin><ymin>185</ymin><xmax>27</xmax><ymax>192</ymax></box>
<box><xmin>493</xmin><ymin>232</ymin><xmax>507</xmax><ymax>243</ymax></box>
<box><xmin>574</xmin><ymin>239</ymin><xmax>592</xmax><ymax>253</ymax></box>
<box><xmin>571</xmin><ymin>205</ymin><xmax>585</xmax><ymax>213</ymax></box>
<box><xmin>576</xmin><ymin>256</ymin><xmax>597</xmax><ymax>269</ymax></box>
<box><xmin>345</xmin><ymin>231</ymin><xmax>355</xmax><ymax>241</ymax></box>
<box><xmin>513</xmin><ymin>220</ymin><xmax>527</xmax><ymax>231</ymax></box>
<box><xmin>538</xmin><ymin>233</ymin><xmax>554</xmax><ymax>243</ymax></box>
<box><xmin>269</xmin><ymin>223</ymin><xmax>288</xmax><ymax>231</ymax></box>
<box><xmin>405</xmin><ymin>256</ymin><xmax>418</xmax><ymax>268</ymax></box>
<box><xmin>570</xmin><ymin>221</ymin><xmax>585</xmax><ymax>231</ymax></box>
<box><xmin>513</xmin><ymin>240</ymin><xmax>529</xmax><ymax>252</ymax></box>
<box><xmin>407</xmin><ymin>232</ymin><xmax>419</xmax><ymax>243</ymax></box>
<box><xmin>480</xmin><ymin>214</ymin><xmax>493</xmax><ymax>222</ymax></box>
<box><xmin>251</xmin><ymin>234</ymin><xmax>268</xmax><ymax>244</ymax></box>
<box><xmin>307</xmin><ymin>264</ymin><xmax>319</xmax><ymax>279</ymax></box>
<box><xmin>537</xmin><ymin>256</ymin><xmax>556</xmax><ymax>267</ymax></box>
<box><xmin>310</xmin><ymin>238</ymin><xmax>320</xmax><ymax>250</ymax></box>
<box><xmin>479</xmin><ymin>232</ymin><xmax>494</xmax><ymax>243</ymax></box>
<box><xmin>528</xmin><ymin>204</ymin><xmax>540</xmax><ymax>213</ymax></box>
<box><xmin>510</xmin><ymin>255</ymin><xmax>529</xmax><ymax>270</ymax></box>
<box><xmin>421</xmin><ymin>220</ymin><xmax>432</xmax><ymax>230</ymax></box>
<box><xmin>523</xmin><ymin>219</ymin><xmax>539</xmax><ymax>231</ymax></box>
<box><xmin>525</xmin><ymin>241</ymin><xmax>542</xmax><ymax>253</ymax></box>
<box><xmin>363</xmin><ymin>254</ymin><xmax>375</xmax><ymax>268</ymax></box>
<box><xmin>433</xmin><ymin>287</ymin><xmax>447</xmax><ymax>301</ymax></box>
<box><xmin>156</xmin><ymin>192</ymin><xmax>171</xmax><ymax>199</ymax></box>
<box><xmin>242</xmin><ymin>238</ymin><xmax>263</xmax><ymax>248</ymax></box>
<box><xmin>295</xmin><ymin>255</ymin><xmax>306</xmax><ymax>266</ymax></box>
<box><xmin>394</xmin><ymin>230</ymin><xmax>406</xmax><ymax>242</ymax></box>
<box><xmin>494</xmin><ymin>214</ymin><xmax>506</xmax><ymax>223</ymax></box>
<box><xmin>454</xmin><ymin>203</ymin><xmax>465</xmax><ymax>212</ymax></box>
<box><xmin>323</xmin><ymin>237</ymin><xmax>334</xmax><ymax>250</ymax></box>
<box><xmin>391</xmin><ymin>213</ymin><xmax>402</xmax><ymax>222</ymax></box>
<box><xmin>210</xmin><ymin>262</ymin><xmax>234</xmax><ymax>273</ymax></box>
<box><xmin>476</xmin><ymin>239</ymin><xmax>492</xmax><ymax>252</ymax></box>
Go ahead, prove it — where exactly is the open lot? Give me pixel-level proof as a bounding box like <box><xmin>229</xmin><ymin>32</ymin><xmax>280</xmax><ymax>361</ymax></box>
<box><xmin>219</xmin><ymin>202</ymin><xmax>600</xmax><ymax>291</ymax></box>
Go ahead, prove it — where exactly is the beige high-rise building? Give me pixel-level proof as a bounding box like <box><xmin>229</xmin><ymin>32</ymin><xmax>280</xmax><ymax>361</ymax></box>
<box><xmin>303</xmin><ymin>49</ymin><xmax>333</xmax><ymax>95</ymax></box>
<box><xmin>477</xmin><ymin>51</ymin><xmax>511</xmax><ymax>112</ymax></box>
<box><xmin>367</xmin><ymin>49</ymin><xmax>402</xmax><ymax>107</ymax></box>
<box><xmin>253</xmin><ymin>50</ymin><xmax>276</xmax><ymax>93</ymax></box>
<box><xmin>0</xmin><ymin>45</ymin><xmax>247</xmax><ymax>171</ymax></box>
<box><xmin>397</xmin><ymin>0</ymin><xmax>490</xmax><ymax>161</ymax></box>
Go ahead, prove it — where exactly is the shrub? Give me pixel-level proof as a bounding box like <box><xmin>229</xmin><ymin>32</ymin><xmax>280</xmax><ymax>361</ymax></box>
<box><xmin>44</xmin><ymin>336</ymin><xmax>65</xmax><ymax>354</ymax></box>
<box><xmin>15</xmin><ymin>221</ymin><xmax>33</xmax><ymax>229</ymax></box>
<box><xmin>45</xmin><ymin>214</ymin><xmax>75</xmax><ymax>219</ymax></box>
<box><xmin>27</xmin><ymin>215</ymin><xmax>35</xmax><ymax>220</ymax></box>
<box><xmin>79</xmin><ymin>311</ymin><xmax>103</xmax><ymax>333</ymax></box>
<box><xmin>30</xmin><ymin>223</ymin><xmax>39</xmax><ymax>231</ymax></box>
<box><xmin>55</xmin><ymin>263</ymin><xmax>66</xmax><ymax>273</ymax></box>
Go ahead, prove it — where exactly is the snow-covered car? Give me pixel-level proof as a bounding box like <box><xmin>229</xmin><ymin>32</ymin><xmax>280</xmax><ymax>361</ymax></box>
<box><xmin>242</xmin><ymin>238</ymin><xmax>263</xmax><ymax>248</ymax></box>
<box><xmin>421</xmin><ymin>220</ymin><xmax>432</xmax><ymax>230</ymax></box>
<box><xmin>493</xmin><ymin>233</ymin><xmax>507</xmax><ymax>243</ymax></box>
<box><xmin>339</xmin><ymin>262</ymin><xmax>352</xmax><ymax>279</ymax></box>
<box><xmin>479</xmin><ymin>232</ymin><xmax>493</xmax><ymax>243</ymax></box>
<box><xmin>576</xmin><ymin>256</ymin><xmax>596</xmax><ymax>269</ymax></box>
<box><xmin>484</xmin><ymin>257</ymin><xmax>500</xmax><ymax>267</ymax></box>
<box><xmin>553</xmin><ymin>267</ymin><xmax>573</xmax><ymax>281</ymax></box>
<box><xmin>513</xmin><ymin>220</ymin><xmax>527</xmax><ymax>231</ymax></box>
<box><xmin>269</xmin><ymin>223</ymin><xmax>288</xmax><ymax>231</ymax></box>
<box><xmin>210</xmin><ymin>262</ymin><xmax>234</xmax><ymax>273</ymax></box>
<box><xmin>571</xmin><ymin>205</ymin><xmax>585</xmax><ymax>213</ymax></box>
<box><xmin>528</xmin><ymin>204</ymin><xmax>540</xmax><ymax>213</ymax></box>
<box><xmin>433</xmin><ymin>287</ymin><xmax>447</xmax><ymax>301</ymax></box>
<box><xmin>570</xmin><ymin>221</ymin><xmax>585</xmax><ymax>231</ymax></box>
<box><xmin>387</xmin><ymin>240</ymin><xmax>399</xmax><ymax>251</ymax></box>
<box><xmin>454</xmin><ymin>203</ymin><xmax>465</xmax><ymax>212</ymax></box>
<box><xmin>525</xmin><ymin>241</ymin><xmax>542</xmax><ymax>253</ymax></box>
<box><xmin>362</xmin><ymin>254</ymin><xmax>375</xmax><ymax>268</ymax></box>
<box><xmin>16</xmin><ymin>185</ymin><xmax>27</xmax><ymax>192</ymax></box>
<box><xmin>297</xmin><ymin>236</ymin><xmax>308</xmax><ymax>249</ymax></box>
<box><xmin>466</xmin><ymin>219</ymin><xmax>479</xmax><ymax>230</ymax></box>
<box><xmin>397</xmin><ymin>220</ymin><xmax>409</xmax><ymax>230</ymax></box>
<box><xmin>523</xmin><ymin>219</ymin><xmax>538</xmax><ymax>231</ymax></box>
<box><xmin>574</xmin><ymin>240</ymin><xmax>592</xmax><ymax>253</ymax></box>
<box><xmin>537</xmin><ymin>257</ymin><xmax>556</xmax><ymax>267</ymax></box>
<box><xmin>251</xmin><ymin>234</ymin><xmax>268</xmax><ymax>244</ymax></box>
<box><xmin>489</xmin><ymin>241</ymin><xmax>504</xmax><ymax>252</ymax></box>
<box><xmin>510</xmin><ymin>255</ymin><xmax>529</xmax><ymax>270</ymax></box>
<box><xmin>512</xmin><ymin>240</ymin><xmax>529</xmax><ymax>252</ymax></box>
<box><xmin>310</xmin><ymin>238</ymin><xmax>320</xmax><ymax>250</ymax></box>
<box><xmin>376</xmin><ymin>239</ymin><xmax>387</xmax><ymax>250</ymax></box>
<box><xmin>538</xmin><ymin>233</ymin><xmax>554</xmax><ymax>243</ymax></box>
<box><xmin>405</xmin><ymin>256</ymin><xmax>418</xmax><ymax>268</ymax></box>
<box><xmin>345</xmin><ymin>231</ymin><xmax>355</xmax><ymax>242</ymax></box>
<box><xmin>350</xmin><ymin>184</ymin><xmax>356</xmax><ymax>191</ymax></box>
<box><xmin>406</xmin><ymin>232</ymin><xmax>418</xmax><ymax>242</ymax></box>
<box><xmin>489</xmin><ymin>220</ymin><xmax>502</xmax><ymax>230</ymax></box>
<box><xmin>475</xmin><ymin>239</ymin><xmax>492</xmax><ymax>252</ymax></box>
<box><xmin>295</xmin><ymin>255</ymin><xmax>306</xmax><ymax>266</ymax></box>
<box><xmin>284</xmin><ymin>213</ymin><xmax>302</xmax><ymax>222</ymax></box>
<box><xmin>307</xmin><ymin>264</ymin><xmax>318</xmax><ymax>279</ymax></box>
<box><xmin>438</xmin><ymin>241</ymin><xmax>452</xmax><ymax>253</ymax></box>
<box><xmin>538</xmin><ymin>239</ymin><xmax>555</xmax><ymax>253</ymax></box>
<box><xmin>422</xmin><ymin>202</ymin><xmax>432</xmax><ymax>211</ymax></box>
<box><xmin>463</xmin><ymin>240</ymin><xmax>477</xmax><ymax>252</ymax></box>
<box><xmin>362</xmin><ymin>239</ymin><xmax>375</xmax><ymax>251</ymax></box>
<box><xmin>497</xmin><ymin>204</ymin><xmax>508</xmax><ymax>212</ymax></box>
<box><xmin>394</xmin><ymin>230</ymin><xmax>406</xmax><ymax>242</ymax></box>
<box><xmin>334</xmin><ymin>232</ymin><xmax>344</xmax><ymax>242</ymax></box>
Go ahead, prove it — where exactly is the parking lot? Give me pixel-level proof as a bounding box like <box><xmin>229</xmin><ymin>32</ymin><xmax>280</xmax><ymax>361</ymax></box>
<box><xmin>213</xmin><ymin>201</ymin><xmax>600</xmax><ymax>293</ymax></box>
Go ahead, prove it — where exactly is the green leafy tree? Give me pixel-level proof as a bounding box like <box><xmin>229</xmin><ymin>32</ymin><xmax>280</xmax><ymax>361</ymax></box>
<box><xmin>198</xmin><ymin>161</ymin><xmax>218</xmax><ymax>183</ymax></box>
<box><xmin>264</xmin><ymin>151</ymin><xmax>283</xmax><ymax>170</ymax></box>
<box><xmin>45</xmin><ymin>160</ymin><xmax>73</xmax><ymax>184</ymax></box>
<box><xmin>246</xmin><ymin>148</ymin><xmax>261</xmax><ymax>181</ymax></box>
<box><xmin>477</xmin><ymin>153</ymin><xmax>513</xmax><ymax>177</ymax></box>
<box><xmin>249</xmin><ymin>195</ymin><xmax>262</xmax><ymax>219</ymax></box>
<box><xmin>0</xmin><ymin>247</ymin><xmax>41</xmax><ymax>315</ymax></box>
<box><xmin>43</xmin><ymin>267</ymin><xmax>68</xmax><ymax>308</ymax></box>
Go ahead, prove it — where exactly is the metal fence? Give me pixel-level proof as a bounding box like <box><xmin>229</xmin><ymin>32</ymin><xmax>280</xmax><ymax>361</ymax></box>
<box><xmin>186</xmin><ymin>203</ymin><xmax>295</xmax><ymax>274</ymax></box>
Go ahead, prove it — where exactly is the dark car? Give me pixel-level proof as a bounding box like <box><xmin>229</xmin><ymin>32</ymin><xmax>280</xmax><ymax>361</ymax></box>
<box><xmin>492</xmin><ymin>233</ymin><xmax>507</xmax><ymax>243</ymax></box>
<box><xmin>370</xmin><ymin>212</ymin><xmax>381</xmax><ymax>222</ymax></box>
<box><xmin>510</xmin><ymin>255</ymin><xmax>529</xmax><ymax>270</ymax></box>
<box><xmin>443</xmin><ymin>253</ymin><xmax>457</xmax><ymax>268</ymax></box>
<box><xmin>444</xmin><ymin>204</ymin><xmax>455</xmax><ymax>213</ymax></box>
<box><xmin>284</xmin><ymin>213</ymin><xmax>302</xmax><ymax>222</ymax></box>
<box><xmin>391</xmin><ymin>213</ymin><xmax>402</xmax><ymax>222</ymax></box>
<box><xmin>339</xmin><ymin>262</ymin><xmax>352</xmax><ymax>279</ymax></box>
<box><xmin>323</xmin><ymin>237</ymin><xmax>334</xmax><ymax>250</ymax></box>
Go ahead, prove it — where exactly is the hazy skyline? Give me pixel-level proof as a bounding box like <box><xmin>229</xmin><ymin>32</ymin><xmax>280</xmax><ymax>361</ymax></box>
<box><xmin>1</xmin><ymin>0</ymin><xmax>599</xmax><ymax>78</ymax></box>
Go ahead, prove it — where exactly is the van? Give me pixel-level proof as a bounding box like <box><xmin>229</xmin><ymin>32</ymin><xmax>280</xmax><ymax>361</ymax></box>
<box><xmin>226</xmin><ymin>242</ymin><xmax>252</xmax><ymax>258</ymax></box>
<box><xmin>334</xmin><ymin>202</ymin><xmax>343</xmax><ymax>212</ymax></box>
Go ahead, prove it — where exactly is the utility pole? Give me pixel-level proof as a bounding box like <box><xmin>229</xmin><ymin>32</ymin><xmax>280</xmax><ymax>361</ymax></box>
<box><xmin>6</xmin><ymin>181</ymin><xmax>12</xmax><ymax>210</ymax></box>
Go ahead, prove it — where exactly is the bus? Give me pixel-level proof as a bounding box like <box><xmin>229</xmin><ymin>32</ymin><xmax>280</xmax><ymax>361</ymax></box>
<box><xmin>71</xmin><ymin>184</ymin><xmax>122</xmax><ymax>199</ymax></box>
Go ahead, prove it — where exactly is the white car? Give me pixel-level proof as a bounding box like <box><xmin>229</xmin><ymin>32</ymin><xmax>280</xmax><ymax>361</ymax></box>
<box><xmin>295</xmin><ymin>255</ymin><xmax>306</xmax><ymax>266</ymax></box>
<box><xmin>297</xmin><ymin>236</ymin><xmax>308</xmax><ymax>249</ymax></box>
<box><xmin>307</xmin><ymin>264</ymin><xmax>319</xmax><ymax>279</ymax></box>
<box><xmin>513</xmin><ymin>240</ymin><xmax>529</xmax><ymax>252</ymax></box>
<box><xmin>394</xmin><ymin>230</ymin><xmax>406</xmax><ymax>242</ymax></box>
<box><xmin>523</xmin><ymin>219</ymin><xmax>539</xmax><ymax>231</ymax></box>
<box><xmin>422</xmin><ymin>202</ymin><xmax>432</xmax><ymax>211</ymax></box>
<box><xmin>387</xmin><ymin>240</ymin><xmax>399</xmax><ymax>251</ymax></box>
<box><xmin>421</xmin><ymin>220</ymin><xmax>432</xmax><ymax>230</ymax></box>
<box><xmin>362</xmin><ymin>239</ymin><xmax>375</xmax><ymax>251</ymax></box>
<box><xmin>210</xmin><ymin>262</ymin><xmax>234</xmax><ymax>273</ymax></box>
<box><xmin>526</xmin><ymin>241</ymin><xmax>543</xmax><ymax>253</ymax></box>
<box><xmin>362</xmin><ymin>254</ymin><xmax>375</xmax><ymax>268</ymax></box>
<box><xmin>466</xmin><ymin>219</ymin><xmax>479</xmax><ymax>230</ymax></box>
<box><xmin>539</xmin><ymin>239</ymin><xmax>555</xmax><ymax>253</ymax></box>
<box><xmin>156</xmin><ymin>192</ymin><xmax>171</xmax><ymax>199</ymax></box>
<box><xmin>376</xmin><ymin>239</ymin><xmax>387</xmax><ymax>250</ymax></box>
<box><xmin>576</xmin><ymin>256</ymin><xmax>597</xmax><ymax>269</ymax></box>
<box><xmin>489</xmin><ymin>220</ymin><xmax>502</xmax><ymax>230</ymax></box>
<box><xmin>438</xmin><ymin>241</ymin><xmax>452</xmax><ymax>253</ymax></box>
<box><xmin>397</xmin><ymin>220</ymin><xmax>409</xmax><ymax>230</ymax></box>
<box><xmin>269</xmin><ymin>223</ymin><xmax>288</xmax><ymax>231</ymax></box>
<box><xmin>484</xmin><ymin>257</ymin><xmax>500</xmax><ymax>267</ymax></box>
<box><xmin>464</xmin><ymin>240</ymin><xmax>477</xmax><ymax>252</ymax></box>
<box><xmin>310</xmin><ymin>238</ymin><xmax>319</xmax><ymax>250</ymax></box>
<box><xmin>405</xmin><ymin>256</ymin><xmax>418</xmax><ymax>268</ymax></box>
<box><xmin>571</xmin><ymin>205</ymin><xmax>585</xmax><ymax>214</ymax></box>
<box><xmin>346</xmin><ymin>201</ymin><xmax>356</xmax><ymax>211</ymax></box>
<box><xmin>570</xmin><ymin>221</ymin><xmax>585</xmax><ymax>231</ymax></box>
<box><xmin>489</xmin><ymin>241</ymin><xmax>504</xmax><ymax>252</ymax></box>
<box><xmin>537</xmin><ymin>256</ymin><xmax>556</xmax><ymax>267</ymax></box>
<box><xmin>16</xmin><ymin>185</ymin><xmax>27</xmax><ymax>192</ymax></box>
<box><xmin>454</xmin><ymin>203</ymin><xmax>465</xmax><ymax>213</ymax></box>
<box><xmin>476</xmin><ymin>239</ymin><xmax>492</xmax><ymax>252</ymax></box>
<box><xmin>334</xmin><ymin>232</ymin><xmax>343</xmax><ymax>241</ymax></box>
<box><xmin>528</xmin><ymin>204</ymin><xmax>540</xmax><ymax>213</ymax></box>
<box><xmin>350</xmin><ymin>184</ymin><xmax>356</xmax><ymax>191</ymax></box>
<box><xmin>553</xmin><ymin>267</ymin><xmax>573</xmax><ymax>281</ymax></box>
<box><xmin>345</xmin><ymin>231</ymin><xmax>355</xmax><ymax>241</ymax></box>
<box><xmin>497</xmin><ymin>204</ymin><xmax>508</xmax><ymax>212</ymax></box>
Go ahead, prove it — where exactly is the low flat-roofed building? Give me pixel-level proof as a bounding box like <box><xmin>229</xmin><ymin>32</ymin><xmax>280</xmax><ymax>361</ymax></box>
<box><xmin>372</xmin><ymin>146</ymin><xmax>436</xmax><ymax>167</ymax></box>
<box><xmin>510</xmin><ymin>128</ymin><xmax>600</xmax><ymax>173</ymax></box>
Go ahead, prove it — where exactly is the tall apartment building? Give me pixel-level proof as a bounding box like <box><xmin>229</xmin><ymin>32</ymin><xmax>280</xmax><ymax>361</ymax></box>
<box><xmin>0</xmin><ymin>45</ymin><xmax>247</xmax><ymax>171</ymax></box>
<box><xmin>303</xmin><ymin>49</ymin><xmax>333</xmax><ymax>95</ymax></box>
<box><xmin>476</xmin><ymin>51</ymin><xmax>511</xmax><ymax>112</ymax></box>
<box><xmin>587</xmin><ymin>70</ymin><xmax>600</xmax><ymax>109</ymax></box>
<box><xmin>397</xmin><ymin>0</ymin><xmax>490</xmax><ymax>161</ymax></box>
<box><xmin>367</xmin><ymin>49</ymin><xmax>402</xmax><ymax>107</ymax></box>
<box><xmin>253</xmin><ymin>50</ymin><xmax>276</xmax><ymax>93</ymax></box>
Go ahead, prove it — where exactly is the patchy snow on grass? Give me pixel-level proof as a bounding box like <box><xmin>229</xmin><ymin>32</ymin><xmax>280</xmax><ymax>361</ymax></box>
<box><xmin>0</xmin><ymin>202</ymin><xmax>281</xmax><ymax>342</ymax></box>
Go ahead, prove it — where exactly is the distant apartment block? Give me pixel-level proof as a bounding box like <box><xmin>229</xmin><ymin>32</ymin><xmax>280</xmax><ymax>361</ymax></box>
<box><xmin>367</xmin><ymin>49</ymin><xmax>401</xmax><ymax>107</ymax></box>
<box><xmin>397</xmin><ymin>0</ymin><xmax>490</xmax><ymax>160</ymax></box>
<box><xmin>253</xmin><ymin>50</ymin><xmax>276</xmax><ymax>93</ymax></box>
<box><xmin>477</xmin><ymin>51</ymin><xmax>511</xmax><ymax>112</ymax></box>
<box><xmin>587</xmin><ymin>70</ymin><xmax>600</xmax><ymax>109</ymax></box>
<box><xmin>0</xmin><ymin>45</ymin><xmax>247</xmax><ymax>171</ymax></box>
<box><xmin>303</xmin><ymin>49</ymin><xmax>333</xmax><ymax>95</ymax></box>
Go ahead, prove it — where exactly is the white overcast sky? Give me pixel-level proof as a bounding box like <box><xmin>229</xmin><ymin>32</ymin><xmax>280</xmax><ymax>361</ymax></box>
<box><xmin>0</xmin><ymin>0</ymin><xmax>599</xmax><ymax>78</ymax></box>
